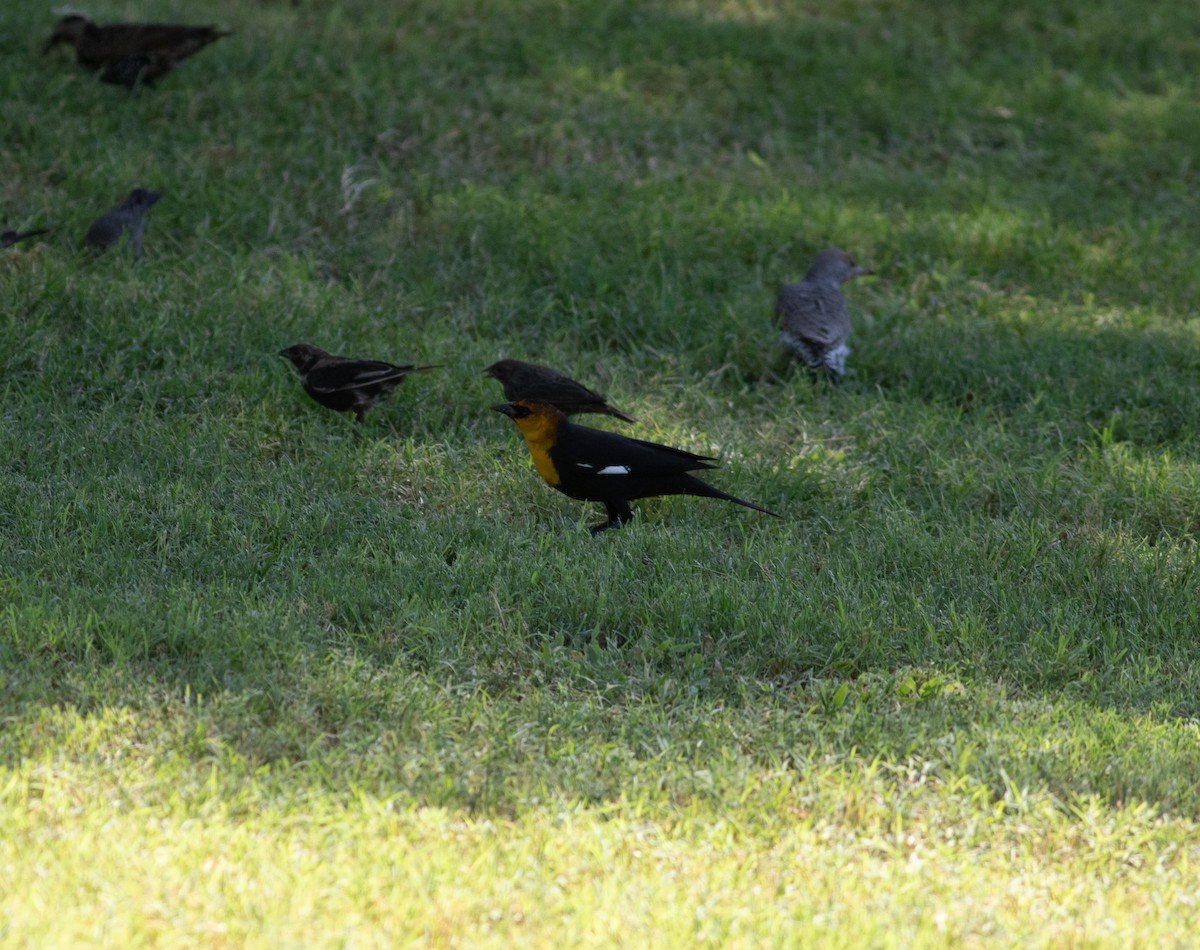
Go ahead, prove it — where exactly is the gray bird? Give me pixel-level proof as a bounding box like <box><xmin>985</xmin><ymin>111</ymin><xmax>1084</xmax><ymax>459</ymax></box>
<box><xmin>1</xmin><ymin>228</ymin><xmax>49</xmax><ymax>249</ymax></box>
<box><xmin>774</xmin><ymin>248</ymin><xmax>872</xmax><ymax>381</ymax></box>
<box><xmin>85</xmin><ymin>189</ymin><xmax>162</xmax><ymax>258</ymax></box>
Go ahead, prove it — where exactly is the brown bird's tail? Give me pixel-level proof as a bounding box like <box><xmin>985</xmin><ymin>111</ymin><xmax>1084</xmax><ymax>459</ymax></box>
<box><xmin>600</xmin><ymin>404</ymin><xmax>637</xmax><ymax>424</ymax></box>
<box><xmin>1</xmin><ymin>228</ymin><xmax>50</xmax><ymax>247</ymax></box>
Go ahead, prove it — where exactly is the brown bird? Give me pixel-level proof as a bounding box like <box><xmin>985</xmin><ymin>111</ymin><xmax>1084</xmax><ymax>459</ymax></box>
<box><xmin>85</xmin><ymin>189</ymin><xmax>161</xmax><ymax>258</ymax></box>
<box><xmin>1</xmin><ymin>228</ymin><xmax>49</xmax><ymax>249</ymax></box>
<box><xmin>484</xmin><ymin>359</ymin><xmax>636</xmax><ymax>423</ymax></box>
<box><xmin>775</xmin><ymin>248</ymin><xmax>872</xmax><ymax>381</ymax></box>
<box><xmin>279</xmin><ymin>343</ymin><xmax>439</xmax><ymax>425</ymax></box>
<box><xmin>44</xmin><ymin>15</ymin><xmax>231</xmax><ymax>89</ymax></box>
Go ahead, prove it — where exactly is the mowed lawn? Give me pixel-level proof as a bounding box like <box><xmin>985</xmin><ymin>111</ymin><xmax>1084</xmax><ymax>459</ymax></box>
<box><xmin>3</xmin><ymin>0</ymin><xmax>1200</xmax><ymax>944</ymax></box>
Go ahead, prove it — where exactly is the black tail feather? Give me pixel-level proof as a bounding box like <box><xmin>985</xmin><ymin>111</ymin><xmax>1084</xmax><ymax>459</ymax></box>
<box><xmin>682</xmin><ymin>476</ymin><xmax>781</xmax><ymax>519</ymax></box>
<box><xmin>600</xmin><ymin>404</ymin><xmax>638</xmax><ymax>424</ymax></box>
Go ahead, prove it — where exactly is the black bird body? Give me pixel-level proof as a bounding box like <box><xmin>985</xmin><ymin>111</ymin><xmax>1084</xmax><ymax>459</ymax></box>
<box><xmin>45</xmin><ymin>15</ymin><xmax>231</xmax><ymax>88</ymax></box>
<box><xmin>85</xmin><ymin>188</ymin><xmax>161</xmax><ymax>258</ymax></box>
<box><xmin>1</xmin><ymin>228</ymin><xmax>49</xmax><ymax>249</ymax></box>
<box><xmin>279</xmin><ymin>343</ymin><xmax>438</xmax><ymax>424</ymax></box>
<box><xmin>493</xmin><ymin>400</ymin><xmax>778</xmax><ymax>533</ymax></box>
<box><xmin>485</xmin><ymin>359</ymin><xmax>636</xmax><ymax>423</ymax></box>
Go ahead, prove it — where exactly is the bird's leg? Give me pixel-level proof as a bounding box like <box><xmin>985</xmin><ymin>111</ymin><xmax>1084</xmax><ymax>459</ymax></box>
<box><xmin>591</xmin><ymin>501</ymin><xmax>633</xmax><ymax>535</ymax></box>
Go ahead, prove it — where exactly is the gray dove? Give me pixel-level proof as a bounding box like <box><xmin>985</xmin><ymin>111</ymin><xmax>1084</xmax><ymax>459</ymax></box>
<box><xmin>775</xmin><ymin>248</ymin><xmax>872</xmax><ymax>381</ymax></box>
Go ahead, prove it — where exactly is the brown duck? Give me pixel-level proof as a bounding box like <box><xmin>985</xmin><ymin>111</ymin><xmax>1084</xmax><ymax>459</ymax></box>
<box><xmin>44</xmin><ymin>15</ymin><xmax>231</xmax><ymax>89</ymax></box>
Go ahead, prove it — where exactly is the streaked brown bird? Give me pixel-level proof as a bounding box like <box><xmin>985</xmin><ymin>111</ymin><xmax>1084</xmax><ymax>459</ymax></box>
<box><xmin>44</xmin><ymin>15</ymin><xmax>231</xmax><ymax>89</ymax></box>
<box><xmin>279</xmin><ymin>343</ymin><xmax>439</xmax><ymax>425</ymax></box>
<box><xmin>1</xmin><ymin>229</ymin><xmax>49</xmax><ymax>249</ymax></box>
<box><xmin>775</xmin><ymin>247</ymin><xmax>872</xmax><ymax>381</ymax></box>
<box><xmin>484</xmin><ymin>359</ymin><xmax>636</xmax><ymax>423</ymax></box>
<box><xmin>493</xmin><ymin>400</ymin><xmax>779</xmax><ymax>534</ymax></box>
<box><xmin>85</xmin><ymin>189</ymin><xmax>161</xmax><ymax>258</ymax></box>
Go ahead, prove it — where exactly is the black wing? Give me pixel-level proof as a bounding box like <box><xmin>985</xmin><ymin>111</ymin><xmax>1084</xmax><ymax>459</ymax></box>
<box><xmin>86</xmin><ymin>24</ymin><xmax>226</xmax><ymax>58</ymax></box>
<box><xmin>305</xmin><ymin>360</ymin><xmax>412</xmax><ymax>394</ymax></box>
<box><xmin>519</xmin><ymin>375</ymin><xmax>604</xmax><ymax>404</ymax></box>
<box><xmin>555</xmin><ymin>424</ymin><xmax>717</xmax><ymax>478</ymax></box>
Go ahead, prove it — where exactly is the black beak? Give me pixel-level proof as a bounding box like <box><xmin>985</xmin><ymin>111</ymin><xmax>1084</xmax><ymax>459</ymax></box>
<box><xmin>491</xmin><ymin>402</ymin><xmax>518</xmax><ymax>418</ymax></box>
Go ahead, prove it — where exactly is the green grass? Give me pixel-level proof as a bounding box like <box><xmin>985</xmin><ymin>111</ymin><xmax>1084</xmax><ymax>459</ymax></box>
<box><xmin>4</xmin><ymin>0</ymin><xmax>1200</xmax><ymax>944</ymax></box>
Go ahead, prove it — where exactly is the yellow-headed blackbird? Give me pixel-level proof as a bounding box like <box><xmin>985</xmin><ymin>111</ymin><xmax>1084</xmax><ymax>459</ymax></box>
<box><xmin>485</xmin><ymin>359</ymin><xmax>636</xmax><ymax>423</ymax></box>
<box><xmin>1</xmin><ymin>228</ymin><xmax>49</xmax><ymax>249</ymax></box>
<box><xmin>279</xmin><ymin>343</ymin><xmax>438</xmax><ymax>425</ymax></box>
<box><xmin>775</xmin><ymin>247</ymin><xmax>871</xmax><ymax>381</ymax></box>
<box><xmin>85</xmin><ymin>189</ymin><xmax>161</xmax><ymax>258</ymax></box>
<box><xmin>44</xmin><ymin>15</ymin><xmax>231</xmax><ymax>88</ymax></box>
<box><xmin>493</xmin><ymin>400</ymin><xmax>779</xmax><ymax>533</ymax></box>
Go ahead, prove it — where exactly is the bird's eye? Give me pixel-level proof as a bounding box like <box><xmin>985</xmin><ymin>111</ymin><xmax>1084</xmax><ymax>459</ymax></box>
<box><xmin>514</xmin><ymin>405</ymin><xmax>530</xmax><ymax>418</ymax></box>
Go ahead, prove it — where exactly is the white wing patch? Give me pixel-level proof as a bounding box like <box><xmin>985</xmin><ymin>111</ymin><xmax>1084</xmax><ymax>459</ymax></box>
<box><xmin>597</xmin><ymin>465</ymin><xmax>631</xmax><ymax>475</ymax></box>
